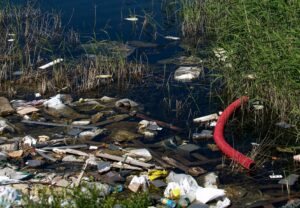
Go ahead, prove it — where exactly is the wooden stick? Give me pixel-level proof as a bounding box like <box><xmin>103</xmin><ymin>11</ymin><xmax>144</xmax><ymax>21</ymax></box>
<box><xmin>22</xmin><ymin>120</ymin><xmax>96</xmax><ymax>129</ymax></box>
<box><xmin>96</xmin><ymin>152</ymin><xmax>154</xmax><ymax>169</ymax></box>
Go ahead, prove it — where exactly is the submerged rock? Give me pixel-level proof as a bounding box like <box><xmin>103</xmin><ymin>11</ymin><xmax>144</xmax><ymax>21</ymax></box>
<box><xmin>81</xmin><ymin>41</ymin><xmax>135</xmax><ymax>58</ymax></box>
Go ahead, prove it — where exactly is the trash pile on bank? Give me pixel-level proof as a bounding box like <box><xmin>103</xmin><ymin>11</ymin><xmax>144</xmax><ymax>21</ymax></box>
<box><xmin>0</xmin><ymin>94</ymin><xmax>295</xmax><ymax>207</ymax></box>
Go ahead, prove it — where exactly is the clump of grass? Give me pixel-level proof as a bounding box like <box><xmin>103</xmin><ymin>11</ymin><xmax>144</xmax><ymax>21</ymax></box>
<box><xmin>23</xmin><ymin>185</ymin><xmax>151</xmax><ymax>208</ymax></box>
<box><xmin>175</xmin><ymin>0</ymin><xmax>300</xmax><ymax>128</ymax></box>
<box><xmin>204</xmin><ymin>1</ymin><xmax>300</xmax><ymax>127</ymax></box>
<box><xmin>178</xmin><ymin>0</ymin><xmax>205</xmax><ymax>38</ymax></box>
<box><xmin>0</xmin><ymin>2</ymin><xmax>148</xmax><ymax>96</ymax></box>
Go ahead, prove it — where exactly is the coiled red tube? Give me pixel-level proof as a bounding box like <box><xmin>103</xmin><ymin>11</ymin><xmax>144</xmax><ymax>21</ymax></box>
<box><xmin>213</xmin><ymin>96</ymin><xmax>255</xmax><ymax>169</ymax></box>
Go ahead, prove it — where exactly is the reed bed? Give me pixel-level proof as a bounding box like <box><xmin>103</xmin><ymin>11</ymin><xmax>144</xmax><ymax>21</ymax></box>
<box><xmin>0</xmin><ymin>2</ymin><xmax>147</xmax><ymax>96</ymax></box>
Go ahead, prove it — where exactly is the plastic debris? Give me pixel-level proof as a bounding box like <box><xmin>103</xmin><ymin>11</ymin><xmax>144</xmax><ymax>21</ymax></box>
<box><xmin>26</xmin><ymin>160</ymin><xmax>45</xmax><ymax>167</ymax></box>
<box><xmin>0</xmin><ymin>186</ymin><xmax>21</xmax><ymax>208</ymax></box>
<box><xmin>22</xmin><ymin>135</ymin><xmax>37</xmax><ymax>147</ymax></box>
<box><xmin>97</xmin><ymin>162</ymin><xmax>111</xmax><ymax>173</ymax></box>
<box><xmin>178</xmin><ymin>197</ymin><xmax>191</xmax><ymax>207</ymax></box>
<box><xmin>195</xmin><ymin>187</ymin><xmax>225</xmax><ymax>204</ymax></box>
<box><xmin>124</xmin><ymin>17</ymin><xmax>138</xmax><ymax>22</ymax></box>
<box><xmin>17</xmin><ymin>106</ymin><xmax>39</xmax><ymax>116</ymax></box>
<box><xmin>211</xmin><ymin>197</ymin><xmax>231</xmax><ymax>208</ymax></box>
<box><xmin>38</xmin><ymin>58</ymin><xmax>63</xmax><ymax>69</ymax></box>
<box><xmin>165</xmin><ymin>171</ymin><xmax>225</xmax><ymax>204</ymax></box>
<box><xmin>0</xmin><ymin>118</ymin><xmax>15</xmax><ymax>134</ymax></box>
<box><xmin>128</xmin><ymin>175</ymin><xmax>148</xmax><ymax>192</ymax></box>
<box><xmin>148</xmin><ymin>169</ymin><xmax>168</xmax><ymax>181</ymax></box>
<box><xmin>278</xmin><ymin>174</ymin><xmax>299</xmax><ymax>186</ymax></box>
<box><xmin>160</xmin><ymin>198</ymin><xmax>176</xmax><ymax>208</ymax></box>
<box><xmin>193</xmin><ymin>113</ymin><xmax>219</xmax><ymax>123</ymax></box>
<box><xmin>72</xmin><ymin>120</ymin><xmax>91</xmax><ymax>126</ymax></box>
<box><xmin>276</xmin><ymin>121</ymin><xmax>293</xmax><ymax>129</ymax></box>
<box><xmin>293</xmin><ymin>154</ymin><xmax>300</xmax><ymax>162</ymax></box>
<box><xmin>125</xmin><ymin>148</ymin><xmax>152</xmax><ymax>162</ymax></box>
<box><xmin>192</xmin><ymin>130</ymin><xmax>213</xmax><ymax>140</ymax></box>
<box><xmin>269</xmin><ymin>173</ymin><xmax>283</xmax><ymax>179</ymax></box>
<box><xmin>164</xmin><ymin>36</ymin><xmax>180</xmax><ymax>40</ymax></box>
<box><xmin>174</xmin><ymin>66</ymin><xmax>202</xmax><ymax>82</ymax></box>
<box><xmin>203</xmin><ymin>172</ymin><xmax>219</xmax><ymax>188</ymax></box>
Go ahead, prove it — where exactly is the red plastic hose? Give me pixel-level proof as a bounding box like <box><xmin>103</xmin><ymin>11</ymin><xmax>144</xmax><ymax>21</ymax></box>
<box><xmin>213</xmin><ymin>96</ymin><xmax>255</xmax><ymax>169</ymax></box>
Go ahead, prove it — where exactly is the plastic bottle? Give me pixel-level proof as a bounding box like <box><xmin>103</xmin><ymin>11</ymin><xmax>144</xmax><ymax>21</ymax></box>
<box><xmin>160</xmin><ymin>198</ymin><xmax>176</xmax><ymax>208</ymax></box>
<box><xmin>177</xmin><ymin>197</ymin><xmax>191</xmax><ymax>208</ymax></box>
<box><xmin>109</xmin><ymin>184</ymin><xmax>124</xmax><ymax>193</ymax></box>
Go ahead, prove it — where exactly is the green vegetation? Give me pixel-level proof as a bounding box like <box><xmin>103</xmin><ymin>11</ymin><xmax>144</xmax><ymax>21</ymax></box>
<box><xmin>0</xmin><ymin>2</ymin><xmax>146</xmax><ymax>96</ymax></box>
<box><xmin>176</xmin><ymin>0</ymin><xmax>300</xmax><ymax>132</ymax></box>
<box><xmin>23</xmin><ymin>185</ymin><xmax>151</xmax><ymax>208</ymax></box>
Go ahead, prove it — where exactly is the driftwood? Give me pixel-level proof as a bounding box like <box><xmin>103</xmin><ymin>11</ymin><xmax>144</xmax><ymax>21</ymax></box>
<box><xmin>75</xmin><ymin>158</ymin><xmax>89</xmax><ymax>187</ymax></box>
<box><xmin>112</xmin><ymin>162</ymin><xmax>143</xmax><ymax>171</ymax></box>
<box><xmin>35</xmin><ymin>149</ymin><xmax>57</xmax><ymax>162</ymax></box>
<box><xmin>22</xmin><ymin>120</ymin><xmax>96</xmax><ymax>129</ymax></box>
<box><xmin>42</xmin><ymin>144</ymin><xmax>88</xmax><ymax>150</ymax></box>
<box><xmin>53</xmin><ymin>148</ymin><xmax>89</xmax><ymax>157</ymax></box>
<box><xmin>162</xmin><ymin>156</ymin><xmax>189</xmax><ymax>172</ymax></box>
<box><xmin>96</xmin><ymin>152</ymin><xmax>154</xmax><ymax>169</ymax></box>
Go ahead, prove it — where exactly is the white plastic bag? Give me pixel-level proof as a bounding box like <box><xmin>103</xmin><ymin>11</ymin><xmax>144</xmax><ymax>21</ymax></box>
<box><xmin>195</xmin><ymin>187</ymin><xmax>225</xmax><ymax>204</ymax></box>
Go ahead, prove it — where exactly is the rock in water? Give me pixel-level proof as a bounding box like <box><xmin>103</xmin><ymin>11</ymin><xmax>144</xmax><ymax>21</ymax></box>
<box><xmin>0</xmin><ymin>97</ymin><xmax>14</xmax><ymax>116</ymax></box>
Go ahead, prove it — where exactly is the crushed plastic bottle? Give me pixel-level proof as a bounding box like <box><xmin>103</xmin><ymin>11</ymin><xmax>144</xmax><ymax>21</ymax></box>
<box><xmin>160</xmin><ymin>198</ymin><xmax>176</xmax><ymax>208</ymax></box>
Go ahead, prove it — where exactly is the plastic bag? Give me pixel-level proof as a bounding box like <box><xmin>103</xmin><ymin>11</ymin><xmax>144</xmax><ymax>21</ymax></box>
<box><xmin>195</xmin><ymin>187</ymin><xmax>225</xmax><ymax>204</ymax></box>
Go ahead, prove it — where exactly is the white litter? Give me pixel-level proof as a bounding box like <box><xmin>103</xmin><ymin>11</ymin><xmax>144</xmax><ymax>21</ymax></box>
<box><xmin>22</xmin><ymin>135</ymin><xmax>37</xmax><ymax>147</ymax></box>
<box><xmin>124</xmin><ymin>17</ymin><xmax>138</xmax><ymax>22</ymax></box>
<box><xmin>164</xmin><ymin>36</ymin><xmax>180</xmax><ymax>40</ymax></box>
<box><xmin>211</xmin><ymin>197</ymin><xmax>231</xmax><ymax>208</ymax></box>
<box><xmin>7</xmin><ymin>39</ymin><xmax>15</xmax><ymax>42</ymax></box>
<box><xmin>125</xmin><ymin>148</ymin><xmax>152</xmax><ymax>162</ymax></box>
<box><xmin>203</xmin><ymin>172</ymin><xmax>219</xmax><ymax>188</ymax></box>
<box><xmin>128</xmin><ymin>175</ymin><xmax>148</xmax><ymax>192</ymax></box>
<box><xmin>195</xmin><ymin>187</ymin><xmax>225</xmax><ymax>204</ymax></box>
<box><xmin>174</xmin><ymin>66</ymin><xmax>202</xmax><ymax>82</ymax></box>
<box><xmin>269</xmin><ymin>174</ymin><xmax>283</xmax><ymax>179</ymax></box>
<box><xmin>35</xmin><ymin>93</ymin><xmax>41</xmax><ymax>98</ymax></box>
<box><xmin>210</xmin><ymin>121</ymin><xmax>217</xmax><ymax>127</ymax></box>
<box><xmin>165</xmin><ymin>171</ymin><xmax>225</xmax><ymax>204</ymax></box>
<box><xmin>38</xmin><ymin>58</ymin><xmax>63</xmax><ymax>69</ymax></box>
<box><xmin>193</xmin><ymin>113</ymin><xmax>219</xmax><ymax>123</ymax></box>
<box><xmin>72</xmin><ymin>120</ymin><xmax>90</xmax><ymax>126</ymax></box>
